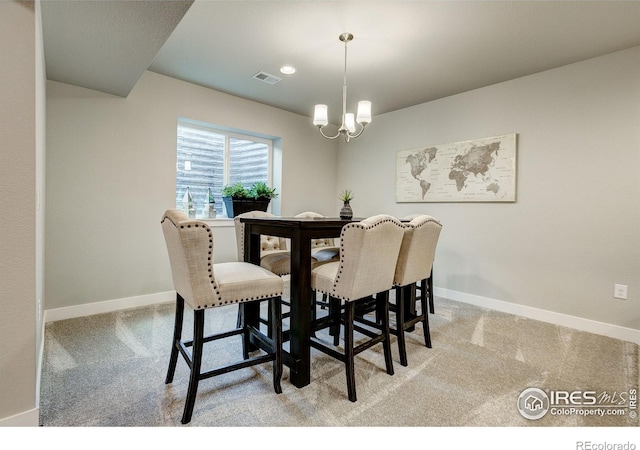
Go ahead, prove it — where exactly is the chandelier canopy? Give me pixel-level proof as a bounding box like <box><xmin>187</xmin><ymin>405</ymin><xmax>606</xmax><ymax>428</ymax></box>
<box><xmin>313</xmin><ymin>33</ymin><xmax>371</xmax><ymax>142</ymax></box>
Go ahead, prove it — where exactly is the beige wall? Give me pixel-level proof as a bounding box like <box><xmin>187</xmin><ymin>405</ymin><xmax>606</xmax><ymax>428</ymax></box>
<box><xmin>46</xmin><ymin>46</ymin><xmax>640</xmax><ymax>333</ymax></box>
<box><xmin>0</xmin><ymin>1</ymin><xmax>39</xmax><ymax>423</ymax></box>
<box><xmin>337</xmin><ymin>46</ymin><xmax>640</xmax><ymax>331</ymax></box>
<box><xmin>45</xmin><ymin>71</ymin><xmax>338</xmax><ymax>310</ymax></box>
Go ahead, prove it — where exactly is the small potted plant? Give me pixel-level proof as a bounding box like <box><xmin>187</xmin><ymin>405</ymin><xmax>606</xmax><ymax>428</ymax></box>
<box><xmin>222</xmin><ymin>182</ymin><xmax>278</xmax><ymax>217</ymax></box>
<box><xmin>339</xmin><ymin>189</ymin><xmax>354</xmax><ymax>219</ymax></box>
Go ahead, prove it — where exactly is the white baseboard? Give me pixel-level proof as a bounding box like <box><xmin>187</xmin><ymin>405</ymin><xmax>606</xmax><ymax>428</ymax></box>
<box><xmin>0</xmin><ymin>408</ymin><xmax>39</xmax><ymax>427</ymax></box>
<box><xmin>435</xmin><ymin>287</ymin><xmax>640</xmax><ymax>345</ymax></box>
<box><xmin>43</xmin><ymin>288</ymin><xmax>640</xmax><ymax>345</ymax></box>
<box><xmin>44</xmin><ymin>291</ymin><xmax>174</xmax><ymax>323</ymax></box>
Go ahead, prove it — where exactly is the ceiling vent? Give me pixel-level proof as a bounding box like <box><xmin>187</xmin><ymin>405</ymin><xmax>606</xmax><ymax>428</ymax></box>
<box><xmin>252</xmin><ymin>71</ymin><xmax>281</xmax><ymax>85</ymax></box>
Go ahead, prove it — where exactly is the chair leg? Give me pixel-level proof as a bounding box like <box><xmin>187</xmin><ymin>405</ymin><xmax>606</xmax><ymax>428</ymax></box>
<box><xmin>395</xmin><ymin>286</ymin><xmax>408</xmax><ymax>367</ymax></box>
<box><xmin>419</xmin><ymin>283</ymin><xmax>432</xmax><ymax>348</ymax></box>
<box><xmin>165</xmin><ymin>293</ymin><xmax>184</xmax><ymax>384</ymax></box>
<box><xmin>311</xmin><ymin>290</ymin><xmax>318</xmax><ymax>322</ymax></box>
<box><xmin>374</xmin><ymin>292</ymin><xmax>385</xmax><ymax>325</ymax></box>
<box><xmin>311</xmin><ymin>289</ymin><xmax>318</xmax><ymax>337</ymax></box>
<box><xmin>404</xmin><ymin>282</ymin><xmax>416</xmax><ymax>332</ymax></box>
<box><xmin>427</xmin><ymin>269</ymin><xmax>435</xmax><ymax>314</ymax></box>
<box><xmin>344</xmin><ymin>301</ymin><xmax>357</xmax><ymax>402</ymax></box>
<box><xmin>379</xmin><ymin>292</ymin><xmax>394</xmax><ymax>375</ymax></box>
<box><xmin>267</xmin><ymin>300</ymin><xmax>274</xmax><ymax>338</ymax></box>
<box><xmin>182</xmin><ymin>308</ymin><xmax>204</xmax><ymax>425</ymax></box>
<box><xmin>270</xmin><ymin>296</ymin><xmax>283</xmax><ymax>394</ymax></box>
<box><xmin>329</xmin><ymin>296</ymin><xmax>341</xmax><ymax>346</ymax></box>
<box><xmin>419</xmin><ymin>278</ymin><xmax>427</xmax><ymax>314</ymax></box>
<box><xmin>238</xmin><ymin>304</ymin><xmax>251</xmax><ymax>360</ymax></box>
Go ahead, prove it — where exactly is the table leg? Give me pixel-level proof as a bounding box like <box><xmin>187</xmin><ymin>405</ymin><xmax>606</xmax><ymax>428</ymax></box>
<box><xmin>288</xmin><ymin>229</ymin><xmax>312</xmax><ymax>388</ymax></box>
<box><xmin>404</xmin><ymin>284</ymin><xmax>417</xmax><ymax>332</ymax></box>
<box><xmin>243</xmin><ymin>228</ymin><xmax>262</xmax><ymax>352</ymax></box>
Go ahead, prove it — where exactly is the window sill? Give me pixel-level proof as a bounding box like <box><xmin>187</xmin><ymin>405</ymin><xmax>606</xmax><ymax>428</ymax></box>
<box><xmin>200</xmin><ymin>217</ymin><xmax>235</xmax><ymax>227</ymax></box>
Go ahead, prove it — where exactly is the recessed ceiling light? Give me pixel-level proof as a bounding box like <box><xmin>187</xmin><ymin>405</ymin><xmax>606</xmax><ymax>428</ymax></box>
<box><xmin>280</xmin><ymin>65</ymin><xmax>296</xmax><ymax>75</ymax></box>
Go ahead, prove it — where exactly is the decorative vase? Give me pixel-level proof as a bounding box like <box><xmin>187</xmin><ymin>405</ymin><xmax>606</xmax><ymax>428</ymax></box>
<box><xmin>207</xmin><ymin>203</ymin><xmax>216</xmax><ymax>218</ymax></box>
<box><xmin>339</xmin><ymin>201</ymin><xmax>353</xmax><ymax>219</ymax></box>
<box><xmin>207</xmin><ymin>188</ymin><xmax>216</xmax><ymax>218</ymax></box>
<box><xmin>182</xmin><ymin>187</ymin><xmax>195</xmax><ymax>218</ymax></box>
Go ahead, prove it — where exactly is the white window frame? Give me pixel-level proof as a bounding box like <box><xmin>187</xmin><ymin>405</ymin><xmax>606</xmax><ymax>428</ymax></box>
<box><xmin>176</xmin><ymin>119</ymin><xmax>277</xmax><ymax>222</ymax></box>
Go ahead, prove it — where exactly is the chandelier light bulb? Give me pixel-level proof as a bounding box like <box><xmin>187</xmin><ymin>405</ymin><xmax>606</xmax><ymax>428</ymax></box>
<box><xmin>345</xmin><ymin>113</ymin><xmax>356</xmax><ymax>133</ymax></box>
<box><xmin>313</xmin><ymin>104</ymin><xmax>329</xmax><ymax>127</ymax></box>
<box><xmin>356</xmin><ymin>101</ymin><xmax>372</xmax><ymax>124</ymax></box>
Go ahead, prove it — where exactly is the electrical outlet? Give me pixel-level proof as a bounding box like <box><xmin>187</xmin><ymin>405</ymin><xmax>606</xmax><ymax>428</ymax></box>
<box><xmin>614</xmin><ymin>284</ymin><xmax>628</xmax><ymax>300</ymax></box>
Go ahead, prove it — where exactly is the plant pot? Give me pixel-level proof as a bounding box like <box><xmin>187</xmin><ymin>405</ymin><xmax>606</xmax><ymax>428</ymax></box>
<box><xmin>339</xmin><ymin>201</ymin><xmax>353</xmax><ymax>219</ymax></box>
<box><xmin>223</xmin><ymin>197</ymin><xmax>271</xmax><ymax>217</ymax></box>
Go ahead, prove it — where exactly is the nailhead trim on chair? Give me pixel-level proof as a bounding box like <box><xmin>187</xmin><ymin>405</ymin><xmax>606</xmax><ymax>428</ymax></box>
<box><xmin>328</xmin><ymin>216</ymin><xmax>404</xmax><ymax>302</ymax></box>
<box><xmin>411</xmin><ymin>218</ymin><xmax>442</xmax><ymax>228</ymax></box>
<box><xmin>165</xmin><ymin>216</ymin><xmax>283</xmax><ymax>310</ymax></box>
<box><xmin>392</xmin><ymin>216</ymin><xmax>441</xmax><ymax>288</ymax></box>
<box><xmin>179</xmin><ymin>222</ymin><xmax>221</xmax><ymax>310</ymax></box>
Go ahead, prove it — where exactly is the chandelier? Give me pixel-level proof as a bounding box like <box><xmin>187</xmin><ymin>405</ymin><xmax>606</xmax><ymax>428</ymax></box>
<box><xmin>313</xmin><ymin>33</ymin><xmax>371</xmax><ymax>142</ymax></box>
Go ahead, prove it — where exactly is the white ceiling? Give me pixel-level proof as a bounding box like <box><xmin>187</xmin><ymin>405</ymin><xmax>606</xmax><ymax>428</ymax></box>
<box><xmin>41</xmin><ymin>0</ymin><xmax>194</xmax><ymax>97</ymax></box>
<box><xmin>42</xmin><ymin>0</ymin><xmax>640</xmax><ymax>123</ymax></box>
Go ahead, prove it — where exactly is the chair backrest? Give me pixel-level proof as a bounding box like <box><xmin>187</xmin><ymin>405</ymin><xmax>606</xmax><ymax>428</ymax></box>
<box><xmin>333</xmin><ymin>214</ymin><xmax>405</xmax><ymax>301</ymax></box>
<box><xmin>294</xmin><ymin>211</ymin><xmax>337</xmax><ymax>248</ymax></box>
<box><xmin>394</xmin><ymin>215</ymin><xmax>442</xmax><ymax>286</ymax></box>
<box><xmin>161</xmin><ymin>209</ymin><xmax>219</xmax><ymax>310</ymax></box>
<box><xmin>234</xmin><ymin>211</ymin><xmax>288</xmax><ymax>261</ymax></box>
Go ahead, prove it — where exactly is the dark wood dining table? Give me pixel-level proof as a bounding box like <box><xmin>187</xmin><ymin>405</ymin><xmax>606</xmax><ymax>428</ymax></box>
<box><xmin>240</xmin><ymin>216</ymin><xmax>357</xmax><ymax>388</ymax></box>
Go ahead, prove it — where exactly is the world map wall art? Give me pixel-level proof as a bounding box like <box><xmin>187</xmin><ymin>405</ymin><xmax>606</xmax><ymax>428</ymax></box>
<box><xmin>395</xmin><ymin>133</ymin><xmax>517</xmax><ymax>203</ymax></box>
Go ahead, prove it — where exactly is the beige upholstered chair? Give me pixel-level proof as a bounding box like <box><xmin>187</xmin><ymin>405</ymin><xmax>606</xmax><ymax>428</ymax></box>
<box><xmin>402</xmin><ymin>213</ymin><xmax>436</xmax><ymax>314</ymax></box>
<box><xmin>310</xmin><ymin>214</ymin><xmax>405</xmax><ymax>402</ymax></box>
<box><xmin>392</xmin><ymin>215</ymin><xmax>442</xmax><ymax>366</ymax></box>
<box><xmin>161</xmin><ymin>209</ymin><xmax>284</xmax><ymax>424</ymax></box>
<box><xmin>294</xmin><ymin>211</ymin><xmax>340</xmax><ymax>262</ymax></box>
<box><xmin>234</xmin><ymin>210</ymin><xmax>340</xmax><ymax>271</ymax></box>
<box><xmin>234</xmin><ymin>211</ymin><xmax>294</xmax><ymax>333</ymax></box>
<box><xmin>234</xmin><ymin>211</ymin><xmax>291</xmax><ymax>276</ymax></box>
<box><xmin>293</xmin><ymin>211</ymin><xmax>341</xmax><ymax>320</ymax></box>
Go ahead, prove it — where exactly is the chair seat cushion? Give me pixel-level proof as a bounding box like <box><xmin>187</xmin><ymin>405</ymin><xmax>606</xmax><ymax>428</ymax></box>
<box><xmin>312</xmin><ymin>247</ymin><xmax>340</xmax><ymax>262</ymax></box>
<box><xmin>214</xmin><ymin>262</ymin><xmax>284</xmax><ymax>304</ymax></box>
<box><xmin>311</xmin><ymin>261</ymin><xmax>340</xmax><ymax>296</ymax></box>
<box><xmin>260</xmin><ymin>251</ymin><xmax>291</xmax><ymax>276</ymax></box>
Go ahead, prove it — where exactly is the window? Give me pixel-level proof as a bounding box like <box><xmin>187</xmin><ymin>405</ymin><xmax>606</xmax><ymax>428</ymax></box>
<box><xmin>176</xmin><ymin>120</ymin><xmax>273</xmax><ymax>218</ymax></box>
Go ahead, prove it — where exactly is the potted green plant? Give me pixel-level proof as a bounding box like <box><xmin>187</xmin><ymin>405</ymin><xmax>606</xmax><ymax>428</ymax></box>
<box><xmin>249</xmin><ymin>182</ymin><xmax>278</xmax><ymax>201</ymax></box>
<box><xmin>222</xmin><ymin>183</ymin><xmax>249</xmax><ymax>217</ymax></box>
<box><xmin>339</xmin><ymin>189</ymin><xmax>354</xmax><ymax>219</ymax></box>
<box><xmin>222</xmin><ymin>182</ymin><xmax>278</xmax><ymax>217</ymax></box>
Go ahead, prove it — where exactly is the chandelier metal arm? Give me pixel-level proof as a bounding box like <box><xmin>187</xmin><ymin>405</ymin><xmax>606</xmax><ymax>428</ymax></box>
<box><xmin>345</xmin><ymin>123</ymin><xmax>367</xmax><ymax>142</ymax></box>
<box><xmin>316</xmin><ymin>125</ymin><xmax>341</xmax><ymax>140</ymax></box>
<box><xmin>316</xmin><ymin>121</ymin><xmax>367</xmax><ymax>142</ymax></box>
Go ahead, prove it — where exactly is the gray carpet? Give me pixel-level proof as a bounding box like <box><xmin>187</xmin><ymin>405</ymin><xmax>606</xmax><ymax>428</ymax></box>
<box><xmin>39</xmin><ymin>296</ymin><xmax>639</xmax><ymax>427</ymax></box>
